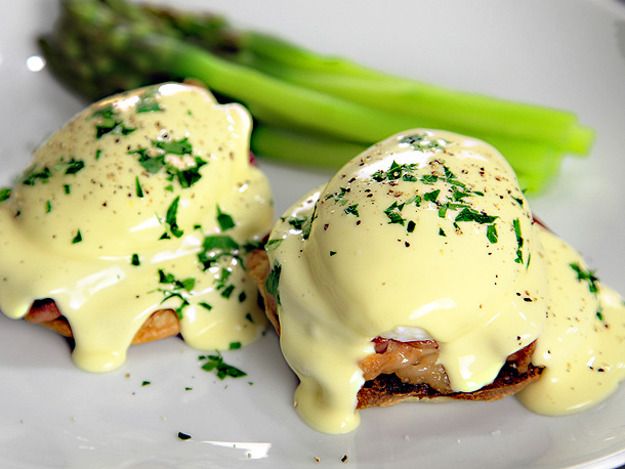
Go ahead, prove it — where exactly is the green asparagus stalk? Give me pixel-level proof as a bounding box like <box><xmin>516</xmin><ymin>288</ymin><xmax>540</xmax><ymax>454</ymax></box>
<box><xmin>39</xmin><ymin>0</ymin><xmax>594</xmax><ymax>193</ymax></box>
<box><xmin>134</xmin><ymin>5</ymin><xmax>593</xmax><ymax>156</ymax></box>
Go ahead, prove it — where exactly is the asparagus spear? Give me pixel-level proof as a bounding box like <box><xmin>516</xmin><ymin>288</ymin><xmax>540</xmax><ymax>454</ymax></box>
<box><xmin>137</xmin><ymin>4</ymin><xmax>593</xmax><ymax>156</ymax></box>
<box><xmin>39</xmin><ymin>0</ymin><xmax>593</xmax><ymax>192</ymax></box>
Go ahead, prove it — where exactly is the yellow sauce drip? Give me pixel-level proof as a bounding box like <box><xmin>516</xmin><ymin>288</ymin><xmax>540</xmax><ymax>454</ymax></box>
<box><xmin>0</xmin><ymin>83</ymin><xmax>272</xmax><ymax>372</ymax></box>
<box><xmin>266</xmin><ymin>129</ymin><xmax>625</xmax><ymax>433</ymax></box>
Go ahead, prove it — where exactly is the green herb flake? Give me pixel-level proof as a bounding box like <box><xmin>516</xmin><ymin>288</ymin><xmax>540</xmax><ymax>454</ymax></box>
<box><xmin>154</xmin><ymin>137</ymin><xmax>193</xmax><ymax>155</ymax></box>
<box><xmin>221</xmin><ymin>284</ymin><xmax>235</xmax><ymax>299</ymax></box>
<box><xmin>596</xmin><ymin>310</ymin><xmax>604</xmax><ymax>321</ymax></box>
<box><xmin>238</xmin><ymin>291</ymin><xmax>247</xmax><ymax>303</ymax></box>
<box><xmin>286</xmin><ymin>216</ymin><xmax>307</xmax><ymax>230</ymax></box>
<box><xmin>569</xmin><ymin>262</ymin><xmax>600</xmax><ymax>294</ymax></box>
<box><xmin>64</xmin><ymin>184</ymin><xmax>71</xmax><ymax>195</ymax></box>
<box><xmin>266</xmin><ymin>262</ymin><xmax>282</xmax><ymax>305</ymax></box>
<box><xmin>136</xmin><ymin>90</ymin><xmax>163</xmax><ymax>113</ymax></box>
<box><xmin>95</xmin><ymin>149</ymin><xmax>102</xmax><ymax>160</ymax></box>
<box><xmin>513</xmin><ymin>218</ymin><xmax>524</xmax><ymax>264</ymax></box>
<box><xmin>131</xmin><ymin>253</ymin><xmax>140</xmax><ymax>266</ymax></box>
<box><xmin>384</xmin><ymin>201</ymin><xmax>405</xmax><ymax>225</ymax></box>
<box><xmin>229</xmin><ymin>341</ymin><xmax>242</xmax><ymax>350</ymax></box>
<box><xmin>486</xmin><ymin>224</ymin><xmax>498</xmax><ymax>244</ymax></box>
<box><xmin>22</xmin><ymin>166</ymin><xmax>51</xmax><ymax>186</ymax></box>
<box><xmin>0</xmin><ymin>187</ymin><xmax>11</xmax><ymax>202</ymax></box>
<box><xmin>438</xmin><ymin>228</ymin><xmax>446</xmax><ymax>237</ymax></box>
<box><xmin>265</xmin><ymin>238</ymin><xmax>283</xmax><ymax>251</ymax></box>
<box><xmin>72</xmin><ymin>230</ymin><xmax>83</xmax><ymax>244</ymax></box>
<box><xmin>216</xmin><ymin>206</ymin><xmax>235</xmax><ymax>231</ymax></box>
<box><xmin>245</xmin><ymin>312</ymin><xmax>254</xmax><ymax>323</ymax></box>
<box><xmin>141</xmin><ymin>380</ymin><xmax>151</xmax><ymax>387</ymax></box>
<box><xmin>135</xmin><ymin>176</ymin><xmax>144</xmax><ymax>198</ymax></box>
<box><xmin>399</xmin><ymin>134</ymin><xmax>448</xmax><ymax>152</ymax></box>
<box><xmin>455</xmin><ymin>207</ymin><xmax>497</xmax><ymax>225</ymax></box>
<box><xmin>423</xmin><ymin>189</ymin><xmax>440</xmax><ymax>203</ymax></box>
<box><xmin>64</xmin><ymin>158</ymin><xmax>85</xmax><ymax>175</ymax></box>
<box><xmin>344</xmin><ymin>204</ymin><xmax>359</xmax><ymax>217</ymax></box>
<box><xmin>200</xmin><ymin>352</ymin><xmax>247</xmax><ymax>380</ymax></box>
<box><xmin>163</xmin><ymin>196</ymin><xmax>183</xmax><ymax>239</ymax></box>
<box><xmin>407</xmin><ymin>220</ymin><xmax>416</xmax><ymax>233</ymax></box>
<box><xmin>421</xmin><ymin>175</ymin><xmax>438</xmax><ymax>185</ymax></box>
<box><xmin>199</xmin><ymin>302</ymin><xmax>213</xmax><ymax>312</ymax></box>
<box><xmin>177</xmin><ymin>432</ymin><xmax>192</xmax><ymax>441</ymax></box>
<box><xmin>92</xmin><ymin>105</ymin><xmax>136</xmax><ymax>139</ymax></box>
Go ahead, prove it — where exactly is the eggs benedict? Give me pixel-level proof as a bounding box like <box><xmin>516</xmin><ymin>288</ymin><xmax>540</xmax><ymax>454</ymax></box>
<box><xmin>249</xmin><ymin>129</ymin><xmax>625</xmax><ymax>434</ymax></box>
<box><xmin>0</xmin><ymin>83</ymin><xmax>273</xmax><ymax>372</ymax></box>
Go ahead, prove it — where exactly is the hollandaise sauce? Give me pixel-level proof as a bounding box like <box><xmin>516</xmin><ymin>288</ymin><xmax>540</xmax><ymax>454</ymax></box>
<box><xmin>265</xmin><ymin>130</ymin><xmax>625</xmax><ymax>433</ymax></box>
<box><xmin>0</xmin><ymin>83</ymin><xmax>272</xmax><ymax>372</ymax></box>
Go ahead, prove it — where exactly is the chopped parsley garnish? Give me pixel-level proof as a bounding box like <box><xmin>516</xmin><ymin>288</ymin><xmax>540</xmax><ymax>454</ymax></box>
<box><xmin>177</xmin><ymin>432</ymin><xmax>192</xmax><ymax>441</ymax></box>
<box><xmin>135</xmin><ymin>176</ymin><xmax>144</xmax><ymax>198</ymax></box>
<box><xmin>372</xmin><ymin>161</ymin><xmax>419</xmax><ymax>182</ymax></box>
<box><xmin>238</xmin><ymin>291</ymin><xmax>247</xmax><ymax>303</ymax></box>
<box><xmin>513</xmin><ymin>218</ymin><xmax>524</xmax><ymax>264</ymax></box>
<box><xmin>129</xmin><ymin>137</ymin><xmax>207</xmax><ymax>189</ymax></box>
<box><xmin>407</xmin><ymin>220</ymin><xmax>416</xmax><ymax>233</ymax></box>
<box><xmin>596</xmin><ymin>310</ymin><xmax>604</xmax><ymax>321</ymax></box>
<box><xmin>45</xmin><ymin>200</ymin><xmax>52</xmax><ymax>213</ymax></box>
<box><xmin>197</xmin><ymin>235</ymin><xmax>242</xmax><ymax>297</ymax></box>
<box><xmin>95</xmin><ymin>149</ymin><xmax>102</xmax><ymax>160</ymax></box>
<box><xmin>229</xmin><ymin>341</ymin><xmax>242</xmax><ymax>350</ymax></box>
<box><xmin>455</xmin><ymin>207</ymin><xmax>497</xmax><ymax>225</ymax></box>
<box><xmin>286</xmin><ymin>216</ymin><xmax>307</xmax><ymax>230</ymax></box>
<box><xmin>199</xmin><ymin>352</ymin><xmax>247</xmax><ymax>380</ymax></box>
<box><xmin>136</xmin><ymin>90</ymin><xmax>163</xmax><ymax>113</ymax></box>
<box><xmin>131</xmin><ymin>253</ymin><xmax>140</xmax><ymax>266</ymax></box>
<box><xmin>384</xmin><ymin>201</ymin><xmax>405</xmax><ymax>225</ymax></box>
<box><xmin>330</xmin><ymin>250</ymin><xmax>337</xmax><ymax>256</ymax></box>
<box><xmin>221</xmin><ymin>284</ymin><xmax>235</xmax><ymax>299</ymax></box>
<box><xmin>161</xmin><ymin>196</ymin><xmax>183</xmax><ymax>239</ymax></box>
<box><xmin>216</xmin><ymin>206</ymin><xmax>235</xmax><ymax>231</ymax></box>
<box><xmin>265</xmin><ymin>238</ymin><xmax>283</xmax><ymax>251</ymax></box>
<box><xmin>420</xmin><ymin>174</ymin><xmax>439</xmax><ymax>184</ymax></box>
<box><xmin>266</xmin><ymin>262</ymin><xmax>282</xmax><ymax>305</ymax></box>
<box><xmin>64</xmin><ymin>158</ymin><xmax>85</xmax><ymax>175</ymax></box>
<box><xmin>245</xmin><ymin>312</ymin><xmax>254</xmax><ymax>323</ymax></box>
<box><xmin>154</xmin><ymin>137</ymin><xmax>193</xmax><ymax>155</ymax></box>
<box><xmin>157</xmin><ymin>269</ymin><xmax>195</xmax><ymax>319</ymax></box>
<box><xmin>141</xmin><ymin>380</ymin><xmax>151</xmax><ymax>387</ymax></box>
<box><xmin>487</xmin><ymin>224</ymin><xmax>498</xmax><ymax>244</ymax></box>
<box><xmin>438</xmin><ymin>228</ymin><xmax>446</xmax><ymax>237</ymax></box>
<box><xmin>423</xmin><ymin>190</ymin><xmax>440</xmax><ymax>202</ymax></box>
<box><xmin>0</xmin><ymin>187</ymin><xmax>10</xmax><ymax>202</ymax></box>
<box><xmin>344</xmin><ymin>204</ymin><xmax>359</xmax><ymax>217</ymax></box>
<box><xmin>399</xmin><ymin>133</ymin><xmax>448</xmax><ymax>152</ymax></box>
<box><xmin>92</xmin><ymin>105</ymin><xmax>136</xmax><ymax>139</ymax></box>
<box><xmin>22</xmin><ymin>166</ymin><xmax>51</xmax><ymax>186</ymax></box>
<box><xmin>569</xmin><ymin>262</ymin><xmax>600</xmax><ymax>294</ymax></box>
<box><xmin>72</xmin><ymin>230</ymin><xmax>83</xmax><ymax>244</ymax></box>
<box><xmin>199</xmin><ymin>302</ymin><xmax>213</xmax><ymax>311</ymax></box>
<box><xmin>63</xmin><ymin>184</ymin><xmax>71</xmax><ymax>195</ymax></box>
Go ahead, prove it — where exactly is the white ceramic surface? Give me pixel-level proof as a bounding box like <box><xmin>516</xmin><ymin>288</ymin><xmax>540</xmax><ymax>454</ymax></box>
<box><xmin>1</xmin><ymin>1</ymin><xmax>625</xmax><ymax>468</ymax></box>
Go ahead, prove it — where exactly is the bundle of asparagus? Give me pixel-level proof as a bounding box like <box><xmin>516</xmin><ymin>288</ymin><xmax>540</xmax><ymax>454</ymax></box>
<box><xmin>40</xmin><ymin>0</ymin><xmax>594</xmax><ymax>192</ymax></box>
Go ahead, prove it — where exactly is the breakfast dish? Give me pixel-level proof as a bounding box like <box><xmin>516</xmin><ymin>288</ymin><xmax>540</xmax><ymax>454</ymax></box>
<box><xmin>0</xmin><ymin>82</ymin><xmax>273</xmax><ymax>372</ymax></box>
<box><xmin>250</xmin><ymin>129</ymin><xmax>625</xmax><ymax>433</ymax></box>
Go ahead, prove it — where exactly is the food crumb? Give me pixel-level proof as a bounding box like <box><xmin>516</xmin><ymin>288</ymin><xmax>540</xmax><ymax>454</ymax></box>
<box><xmin>124</xmin><ymin>372</ymin><xmax>131</xmax><ymax>379</ymax></box>
<box><xmin>313</xmin><ymin>456</ymin><xmax>321</xmax><ymax>463</ymax></box>
<box><xmin>341</xmin><ymin>454</ymin><xmax>349</xmax><ymax>463</ymax></box>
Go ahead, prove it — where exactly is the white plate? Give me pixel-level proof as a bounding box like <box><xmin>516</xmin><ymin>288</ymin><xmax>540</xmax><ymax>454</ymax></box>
<box><xmin>2</xmin><ymin>1</ymin><xmax>625</xmax><ymax>468</ymax></box>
